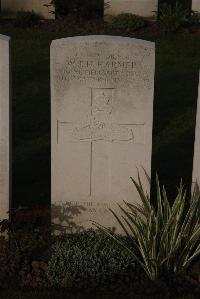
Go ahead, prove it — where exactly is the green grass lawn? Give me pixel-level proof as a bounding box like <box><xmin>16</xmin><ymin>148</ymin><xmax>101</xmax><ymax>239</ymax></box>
<box><xmin>152</xmin><ymin>34</ymin><xmax>200</xmax><ymax>199</ymax></box>
<box><xmin>0</xmin><ymin>27</ymin><xmax>199</xmax><ymax>207</ymax></box>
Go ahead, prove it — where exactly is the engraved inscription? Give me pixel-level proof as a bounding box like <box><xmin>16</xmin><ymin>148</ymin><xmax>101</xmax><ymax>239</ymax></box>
<box><xmin>67</xmin><ymin>201</ymin><xmax>112</xmax><ymax>214</ymax></box>
<box><xmin>72</xmin><ymin>89</ymin><xmax>134</xmax><ymax>142</ymax></box>
<box><xmin>72</xmin><ymin>119</ymin><xmax>135</xmax><ymax>142</ymax></box>
<box><xmin>53</xmin><ymin>46</ymin><xmax>153</xmax><ymax>94</ymax></box>
<box><xmin>58</xmin><ymin>88</ymin><xmax>145</xmax><ymax>197</ymax></box>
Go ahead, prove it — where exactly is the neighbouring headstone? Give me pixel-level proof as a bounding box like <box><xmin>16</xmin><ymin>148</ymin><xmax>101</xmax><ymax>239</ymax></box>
<box><xmin>51</xmin><ymin>35</ymin><xmax>155</xmax><ymax>233</ymax></box>
<box><xmin>105</xmin><ymin>0</ymin><xmax>158</xmax><ymax>17</ymax></box>
<box><xmin>0</xmin><ymin>34</ymin><xmax>11</xmax><ymax>220</ymax></box>
<box><xmin>192</xmin><ymin>0</ymin><xmax>200</xmax><ymax>12</ymax></box>
<box><xmin>192</xmin><ymin>73</ymin><xmax>200</xmax><ymax>191</ymax></box>
<box><xmin>1</xmin><ymin>0</ymin><xmax>55</xmax><ymax>20</ymax></box>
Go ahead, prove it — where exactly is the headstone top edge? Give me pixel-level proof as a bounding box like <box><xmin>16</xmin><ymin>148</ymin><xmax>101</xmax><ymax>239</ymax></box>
<box><xmin>0</xmin><ymin>34</ymin><xmax>11</xmax><ymax>42</ymax></box>
<box><xmin>51</xmin><ymin>35</ymin><xmax>155</xmax><ymax>49</ymax></box>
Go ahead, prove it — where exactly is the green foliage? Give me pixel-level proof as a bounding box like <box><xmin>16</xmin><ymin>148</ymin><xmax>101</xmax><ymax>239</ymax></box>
<box><xmin>46</xmin><ymin>0</ymin><xmax>104</xmax><ymax>20</ymax></box>
<box><xmin>47</xmin><ymin>229</ymin><xmax>133</xmax><ymax>285</ymax></box>
<box><xmin>158</xmin><ymin>0</ymin><xmax>192</xmax><ymax>11</ymax></box>
<box><xmin>14</xmin><ymin>10</ymin><xmax>41</xmax><ymax>28</ymax></box>
<box><xmin>110</xmin><ymin>13</ymin><xmax>146</xmax><ymax>31</ymax></box>
<box><xmin>95</xmin><ymin>174</ymin><xmax>200</xmax><ymax>281</ymax></box>
<box><xmin>157</xmin><ymin>3</ymin><xmax>190</xmax><ymax>32</ymax></box>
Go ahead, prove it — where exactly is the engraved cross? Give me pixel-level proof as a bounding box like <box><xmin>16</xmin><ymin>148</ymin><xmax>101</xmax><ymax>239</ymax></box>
<box><xmin>57</xmin><ymin>88</ymin><xmax>145</xmax><ymax>196</ymax></box>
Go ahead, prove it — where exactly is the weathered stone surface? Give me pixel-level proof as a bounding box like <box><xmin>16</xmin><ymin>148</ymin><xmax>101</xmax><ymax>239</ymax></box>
<box><xmin>0</xmin><ymin>34</ymin><xmax>11</xmax><ymax>220</ymax></box>
<box><xmin>1</xmin><ymin>0</ymin><xmax>54</xmax><ymax>19</ymax></box>
<box><xmin>105</xmin><ymin>0</ymin><xmax>158</xmax><ymax>17</ymax></box>
<box><xmin>51</xmin><ymin>35</ymin><xmax>155</xmax><ymax>233</ymax></box>
<box><xmin>192</xmin><ymin>0</ymin><xmax>200</xmax><ymax>12</ymax></box>
<box><xmin>192</xmin><ymin>74</ymin><xmax>200</xmax><ymax>190</ymax></box>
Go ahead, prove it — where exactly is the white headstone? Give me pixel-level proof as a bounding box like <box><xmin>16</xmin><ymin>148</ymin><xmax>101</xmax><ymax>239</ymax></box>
<box><xmin>105</xmin><ymin>0</ymin><xmax>158</xmax><ymax>17</ymax></box>
<box><xmin>192</xmin><ymin>74</ymin><xmax>200</xmax><ymax>190</ymax></box>
<box><xmin>192</xmin><ymin>0</ymin><xmax>200</xmax><ymax>12</ymax></box>
<box><xmin>51</xmin><ymin>35</ymin><xmax>155</xmax><ymax>233</ymax></box>
<box><xmin>0</xmin><ymin>34</ymin><xmax>11</xmax><ymax>220</ymax></box>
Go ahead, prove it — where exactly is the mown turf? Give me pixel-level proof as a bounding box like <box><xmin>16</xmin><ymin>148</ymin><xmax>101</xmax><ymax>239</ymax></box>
<box><xmin>152</xmin><ymin>34</ymin><xmax>200</xmax><ymax>200</ymax></box>
<box><xmin>0</xmin><ymin>26</ymin><xmax>199</xmax><ymax>207</ymax></box>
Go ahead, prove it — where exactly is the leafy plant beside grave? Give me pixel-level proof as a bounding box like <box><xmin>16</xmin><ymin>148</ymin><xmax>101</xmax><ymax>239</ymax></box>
<box><xmin>110</xmin><ymin>13</ymin><xmax>146</xmax><ymax>32</ymax></box>
<box><xmin>156</xmin><ymin>2</ymin><xmax>190</xmax><ymax>32</ymax></box>
<box><xmin>0</xmin><ymin>200</ymin><xmax>199</xmax><ymax>294</ymax></box>
<box><xmin>94</xmin><ymin>174</ymin><xmax>200</xmax><ymax>281</ymax></box>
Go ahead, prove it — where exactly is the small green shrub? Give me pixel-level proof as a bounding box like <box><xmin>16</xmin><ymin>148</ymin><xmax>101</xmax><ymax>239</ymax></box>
<box><xmin>95</xmin><ymin>174</ymin><xmax>200</xmax><ymax>281</ymax></box>
<box><xmin>110</xmin><ymin>13</ymin><xmax>146</xmax><ymax>31</ymax></box>
<box><xmin>47</xmin><ymin>229</ymin><xmax>134</xmax><ymax>285</ymax></box>
<box><xmin>157</xmin><ymin>3</ymin><xmax>189</xmax><ymax>32</ymax></box>
<box><xmin>14</xmin><ymin>10</ymin><xmax>41</xmax><ymax>28</ymax></box>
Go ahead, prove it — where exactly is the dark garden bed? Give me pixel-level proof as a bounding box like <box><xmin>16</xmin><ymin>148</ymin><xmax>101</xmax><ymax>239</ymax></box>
<box><xmin>0</xmin><ymin>208</ymin><xmax>199</xmax><ymax>297</ymax></box>
<box><xmin>0</xmin><ymin>17</ymin><xmax>200</xmax><ymax>37</ymax></box>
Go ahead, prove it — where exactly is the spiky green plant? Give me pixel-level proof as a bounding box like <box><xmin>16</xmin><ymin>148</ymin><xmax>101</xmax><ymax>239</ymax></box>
<box><xmin>94</xmin><ymin>174</ymin><xmax>200</xmax><ymax>280</ymax></box>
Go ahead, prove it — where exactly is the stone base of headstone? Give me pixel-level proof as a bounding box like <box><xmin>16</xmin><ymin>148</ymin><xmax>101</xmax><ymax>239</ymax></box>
<box><xmin>52</xmin><ymin>201</ymin><xmax>128</xmax><ymax>234</ymax></box>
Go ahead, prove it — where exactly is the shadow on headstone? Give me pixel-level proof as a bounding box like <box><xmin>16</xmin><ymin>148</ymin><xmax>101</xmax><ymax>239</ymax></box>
<box><xmin>51</xmin><ymin>202</ymin><xmax>86</xmax><ymax>234</ymax></box>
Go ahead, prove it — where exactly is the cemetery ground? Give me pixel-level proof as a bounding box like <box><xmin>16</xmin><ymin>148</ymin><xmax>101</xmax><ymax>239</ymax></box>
<box><xmin>0</xmin><ymin>19</ymin><xmax>200</xmax><ymax>298</ymax></box>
